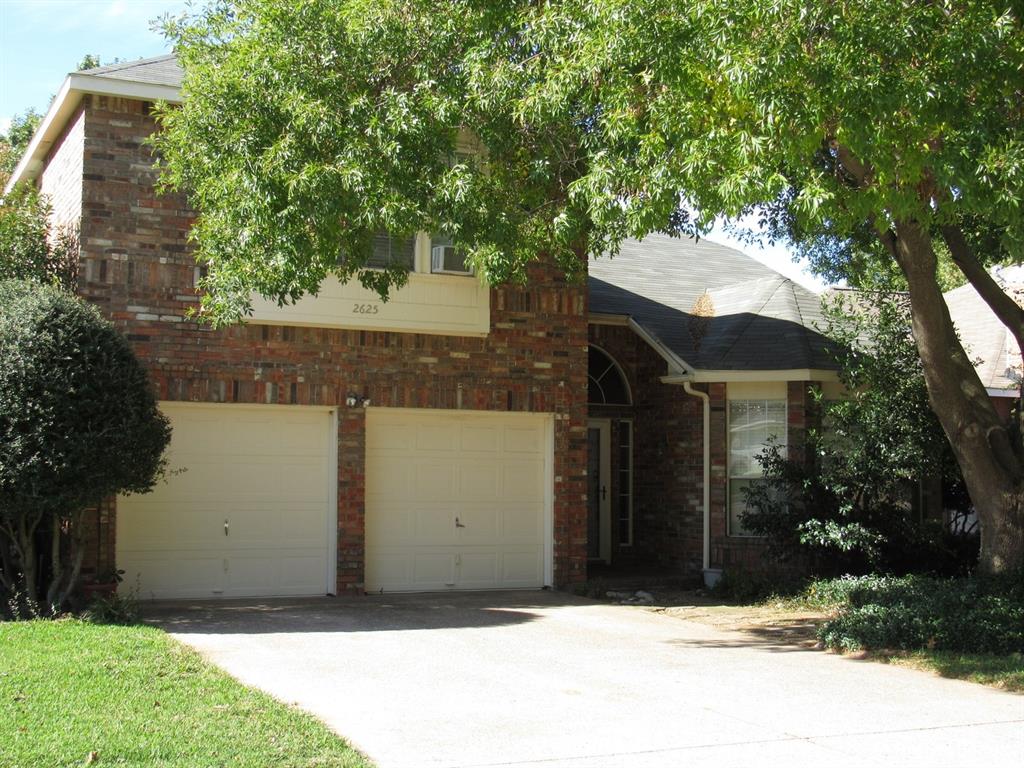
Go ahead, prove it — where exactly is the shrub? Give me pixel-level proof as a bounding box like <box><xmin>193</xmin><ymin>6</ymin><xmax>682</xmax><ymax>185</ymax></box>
<box><xmin>813</xmin><ymin>573</ymin><xmax>1024</xmax><ymax>654</ymax></box>
<box><xmin>0</xmin><ymin>281</ymin><xmax>171</xmax><ymax>613</ymax></box>
<box><xmin>741</xmin><ymin>292</ymin><xmax>977</xmax><ymax>576</ymax></box>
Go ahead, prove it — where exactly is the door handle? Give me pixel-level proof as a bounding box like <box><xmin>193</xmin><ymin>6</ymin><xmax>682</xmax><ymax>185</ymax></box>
<box><xmin>601</xmin><ymin>485</ymin><xmax>607</xmax><ymax>500</ymax></box>
<box><xmin>455</xmin><ymin>517</ymin><xmax>466</xmax><ymax>528</ymax></box>
<box><xmin>224</xmin><ymin>519</ymin><xmax>229</xmax><ymax>536</ymax></box>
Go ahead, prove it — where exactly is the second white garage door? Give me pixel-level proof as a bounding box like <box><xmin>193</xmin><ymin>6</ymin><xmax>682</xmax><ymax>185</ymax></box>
<box><xmin>365</xmin><ymin>409</ymin><xmax>551</xmax><ymax>592</ymax></box>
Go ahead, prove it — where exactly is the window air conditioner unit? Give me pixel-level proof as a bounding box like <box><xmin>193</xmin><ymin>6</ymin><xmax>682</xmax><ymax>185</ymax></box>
<box><xmin>431</xmin><ymin>244</ymin><xmax>471</xmax><ymax>275</ymax></box>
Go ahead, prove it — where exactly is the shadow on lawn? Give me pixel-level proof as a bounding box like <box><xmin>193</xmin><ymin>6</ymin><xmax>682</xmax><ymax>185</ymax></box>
<box><xmin>142</xmin><ymin>589</ymin><xmax>592</xmax><ymax>635</ymax></box>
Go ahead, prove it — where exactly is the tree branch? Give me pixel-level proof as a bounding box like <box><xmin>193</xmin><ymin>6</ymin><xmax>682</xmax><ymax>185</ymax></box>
<box><xmin>940</xmin><ymin>224</ymin><xmax>1024</xmax><ymax>354</ymax></box>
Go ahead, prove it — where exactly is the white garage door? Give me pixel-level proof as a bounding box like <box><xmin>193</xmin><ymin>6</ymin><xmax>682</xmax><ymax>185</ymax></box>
<box><xmin>366</xmin><ymin>409</ymin><xmax>550</xmax><ymax>592</ymax></box>
<box><xmin>117</xmin><ymin>403</ymin><xmax>335</xmax><ymax>599</ymax></box>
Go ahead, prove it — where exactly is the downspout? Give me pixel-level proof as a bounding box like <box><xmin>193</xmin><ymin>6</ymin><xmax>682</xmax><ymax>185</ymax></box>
<box><xmin>681</xmin><ymin>381</ymin><xmax>711</xmax><ymax>573</ymax></box>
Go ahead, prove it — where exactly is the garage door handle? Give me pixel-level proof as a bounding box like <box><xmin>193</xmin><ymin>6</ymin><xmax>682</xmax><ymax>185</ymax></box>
<box><xmin>224</xmin><ymin>519</ymin><xmax>229</xmax><ymax>536</ymax></box>
<box><xmin>455</xmin><ymin>517</ymin><xmax>466</xmax><ymax>528</ymax></box>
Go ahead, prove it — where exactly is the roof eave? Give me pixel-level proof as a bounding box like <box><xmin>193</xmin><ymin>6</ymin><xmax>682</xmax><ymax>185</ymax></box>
<box><xmin>661</xmin><ymin>368</ymin><xmax>840</xmax><ymax>384</ymax></box>
<box><xmin>627</xmin><ymin>318</ymin><xmax>695</xmax><ymax>377</ymax></box>
<box><xmin>3</xmin><ymin>72</ymin><xmax>182</xmax><ymax>195</ymax></box>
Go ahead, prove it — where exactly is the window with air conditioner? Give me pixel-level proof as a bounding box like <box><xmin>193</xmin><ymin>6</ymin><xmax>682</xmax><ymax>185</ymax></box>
<box><xmin>430</xmin><ymin>234</ymin><xmax>472</xmax><ymax>275</ymax></box>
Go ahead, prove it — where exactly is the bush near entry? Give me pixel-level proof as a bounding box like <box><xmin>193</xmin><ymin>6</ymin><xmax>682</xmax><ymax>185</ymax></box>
<box><xmin>809</xmin><ymin>574</ymin><xmax>1024</xmax><ymax>654</ymax></box>
<box><xmin>0</xmin><ymin>280</ymin><xmax>170</xmax><ymax>614</ymax></box>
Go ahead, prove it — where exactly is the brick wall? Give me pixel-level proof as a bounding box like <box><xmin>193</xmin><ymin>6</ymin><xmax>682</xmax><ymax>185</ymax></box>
<box><xmin>40</xmin><ymin>93</ymin><xmax>590</xmax><ymax>593</ymax></box>
<box><xmin>588</xmin><ymin>323</ymin><xmax>704</xmax><ymax>577</ymax></box>
<box><xmin>587</xmin><ymin>322</ymin><xmax>822</xmax><ymax>581</ymax></box>
<box><xmin>39</xmin><ymin>106</ymin><xmax>84</xmax><ymax>238</ymax></box>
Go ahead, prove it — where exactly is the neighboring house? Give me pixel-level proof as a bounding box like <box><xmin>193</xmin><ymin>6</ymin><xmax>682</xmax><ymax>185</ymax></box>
<box><xmin>5</xmin><ymin>56</ymin><xmax>839</xmax><ymax>598</ymax></box>
<box><xmin>945</xmin><ymin>266</ymin><xmax>1023</xmax><ymax>423</ymax></box>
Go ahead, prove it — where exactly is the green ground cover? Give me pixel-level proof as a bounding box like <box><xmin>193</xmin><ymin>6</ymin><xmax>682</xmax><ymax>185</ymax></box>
<box><xmin>0</xmin><ymin>620</ymin><xmax>372</xmax><ymax>768</ymax></box>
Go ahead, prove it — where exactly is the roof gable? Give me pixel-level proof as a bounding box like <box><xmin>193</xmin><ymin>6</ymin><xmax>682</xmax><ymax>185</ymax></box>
<box><xmin>590</xmin><ymin>234</ymin><xmax>838</xmax><ymax>374</ymax></box>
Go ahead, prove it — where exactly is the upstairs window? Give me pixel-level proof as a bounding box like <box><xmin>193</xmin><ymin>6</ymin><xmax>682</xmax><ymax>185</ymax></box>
<box><xmin>366</xmin><ymin>232</ymin><xmax>416</xmax><ymax>271</ymax></box>
<box><xmin>430</xmin><ymin>234</ymin><xmax>471</xmax><ymax>275</ymax></box>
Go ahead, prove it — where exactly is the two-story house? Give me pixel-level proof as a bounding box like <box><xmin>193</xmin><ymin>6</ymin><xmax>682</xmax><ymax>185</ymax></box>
<box><xmin>5</xmin><ymin>56</ymin><xmax>840</xmax><ymax>598</ymax></box>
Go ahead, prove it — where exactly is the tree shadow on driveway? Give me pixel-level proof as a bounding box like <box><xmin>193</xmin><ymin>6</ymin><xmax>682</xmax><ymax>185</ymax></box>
<box><xmin>142</xmin><ymin>589</ymin><xmax>592</xmax><ymax>635</ymax></box>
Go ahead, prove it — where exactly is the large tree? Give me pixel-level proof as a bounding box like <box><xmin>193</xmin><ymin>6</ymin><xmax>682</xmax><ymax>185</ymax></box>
<box><xmin>156</xmin><ymin>0</ymin><xmax>1024</xmax><ymax>573</ymax></box>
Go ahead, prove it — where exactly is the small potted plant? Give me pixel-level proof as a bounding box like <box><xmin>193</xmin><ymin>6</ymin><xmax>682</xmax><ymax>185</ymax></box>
<box><xmin>82</xmin><ymin>567</ymin><xmax>124</xmax><ymax>600</ymax></box>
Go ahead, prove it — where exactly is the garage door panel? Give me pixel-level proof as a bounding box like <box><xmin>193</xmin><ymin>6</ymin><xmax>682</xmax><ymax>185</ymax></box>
<box><xmin>458</xmin><ymin>463</ymin><xmax>502</xmax><ymax>501</ymax></box>
<box><xmin>501</xmin><ymin>462</ymin><xmax>545</xmax><ymax>502</ymax></box>
<box><xmin>364</xmin><ymin>462</ymin><xmax>414</xmax><ymax>502</ymax></box>
<box><xmin>455</xmin><ymin>507</ymin><xmax>499</xmax><ymax>543</ymax></box>
<box><xmin>118</xmin><ymin>404</ymin><xmax>334</xmax><ymax>599</ymax></box>
<box><xmin>365</xmin><ymin>504</ymin><xmax>416</xmax><ymax>542</ymax></box>
<box><xmin>460</xmin><ymin>425</ymin><xmax>500</xmax><ymax>453</ymax></box>
<box><xmin>415</xmin><ymin>422</ymin><xmax>460</xmax><ymax>452</ymax></box>
<box><xmin>366</xmin><ymin>409</ymin><xmax>549</xmax><ymax>592</ymax></box>
<box><xmin>413</xmin><ymin>552</ymin><xmax>458</xmax><ymax>588</ymax></box>
<box><xmin>504</xmin><ymin>425</ymin><xmax>544</xmax><ymax>453</ymax></box>
<box><xmin>119</xmin><ymin>553</ymin><xmax>225</xmax><ymax>599</ymax></box>
<box><xmin>414</xmin><ymin>462</ymin><xmax>458</xmax><ymax>500</ymax></box>
<box><xmin>229</xmin><ymin>503</ymin><xmax>327</xmax><ymax>548</ymax></box>
<box><xmin>501</xmin><ymin>550</ymin><xmax>544</xmax><ymax>585</ymax></box>
<box><xmin>457</xmin><ymin>552</ymin><xmax>498</xmax><ymax>587</ymax></box>
<box><xmin>500</xmin><ymin>504</ymin><xmax>544</xmax><ymax>542</ymax></box>
<box><xmin>118</xmin><ymin>502</ymin><xmax>226</xmax><ymax>551</ymax></box>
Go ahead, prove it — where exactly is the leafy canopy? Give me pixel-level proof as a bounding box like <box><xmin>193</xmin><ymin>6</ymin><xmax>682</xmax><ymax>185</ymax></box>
<box><xmin>0</xmin><ymin>280</ymin><xmax>171</xmax><ymax>522</ymax></box>
<box><xmin>157</xmin><ymin>1</ymin><xmax>1023</xmax><ymax>323</ymax></box>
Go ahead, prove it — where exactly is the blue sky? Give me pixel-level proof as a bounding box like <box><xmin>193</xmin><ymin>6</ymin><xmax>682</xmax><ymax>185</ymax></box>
<box><xmin>0</xmin><ymin>0</ymin><xmax>826</xmax><ymax>290</ymax></box>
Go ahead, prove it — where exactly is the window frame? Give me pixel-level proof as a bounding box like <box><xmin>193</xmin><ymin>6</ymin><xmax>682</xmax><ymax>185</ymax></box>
<box><xmin>616</xmin><ymin>418</ymin><xmax>634</xmax><ymax>547</ymax></box>
<box><xmin>727</xmin><ymin>397</ymin><xmax>788</xmax><ymax>538</ymax></box>
<box><xmin>355</xmin><ymin>232</ymin><xmax>475</xmax><ymax>277</ymax></box>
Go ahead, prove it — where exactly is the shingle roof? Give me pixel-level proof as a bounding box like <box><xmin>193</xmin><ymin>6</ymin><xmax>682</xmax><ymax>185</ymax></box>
<box><xmin>945</xmin><ymin>266</ymin><xmax>1023</xmax><ymax>393</ymax></box>
<box><xmin>589</xmin><ymin>234</ymin><xmax>837</xmax><ymax>372</ymax></box>
<box><xmin>78</xmin><ymin>54</ymin><xmax>183</xmax><ymax>87</ymax></box>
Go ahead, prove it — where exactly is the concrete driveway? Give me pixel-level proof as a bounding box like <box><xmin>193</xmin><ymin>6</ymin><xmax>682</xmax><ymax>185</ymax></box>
<box><xmin>148</xmin><ymin>591</ymin><xmax>1023</xmax><ymax>768</ymax></box>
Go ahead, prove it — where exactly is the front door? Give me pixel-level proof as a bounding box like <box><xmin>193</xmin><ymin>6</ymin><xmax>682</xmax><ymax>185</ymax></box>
<box><xmin>587</xmin><ymin>420</ymin><xmax>612</xmax><ymax>563</ymax></box>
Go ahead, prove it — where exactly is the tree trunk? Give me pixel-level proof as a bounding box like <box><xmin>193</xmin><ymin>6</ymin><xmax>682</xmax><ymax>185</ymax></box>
<box><xmin>16</xmin><ymin>517</ymin><xmax>39</xmax><ymax>607</ymax></box>
<box><xmin>53</xmin><ymin>509</ymin><xmax>87</xmax><ymax>610</ymax></box>
<box><xmin>0</xmin><ymin>525</ymin><xmax>15</xmax><ymax>594</ymax></box>
<box><xmin>886</xmin><ymin>219</ymin><xmax>1024</xmax><ymax>574</ymax></box>
<box><xmin>45</xmin><ymin>512</ymin><xmax>63</xmax><ymax>609</ymax></box>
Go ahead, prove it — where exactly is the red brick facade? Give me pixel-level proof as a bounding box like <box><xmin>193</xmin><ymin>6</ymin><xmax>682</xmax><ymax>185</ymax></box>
<box><xmin>40</xmin><ymin>93</ymin><xmax>590</xmax><ymax>592</ymax></box>
<box><xmin>589</xmin><ymin>324</ymin><xmax>821</xmax><ymax>578</ymax></box>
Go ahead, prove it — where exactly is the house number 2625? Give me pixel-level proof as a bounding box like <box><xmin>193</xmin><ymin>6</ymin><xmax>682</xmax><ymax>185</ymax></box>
<box><xmin>352</xmin><ymin>303</ymin><xmax>379</xmax><ymax>315</ymax></box>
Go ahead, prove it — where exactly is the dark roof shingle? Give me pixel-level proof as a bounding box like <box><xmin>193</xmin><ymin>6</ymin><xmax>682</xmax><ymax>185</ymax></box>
<box><xmin>78</xmin><ymin>54</ymin><xmax>183</xmax><ymax>87</ymax></box>
<box><xmin>590</xmin><ymin>234</ymin><xmax>838</xmax><ymax>372</ymax></box>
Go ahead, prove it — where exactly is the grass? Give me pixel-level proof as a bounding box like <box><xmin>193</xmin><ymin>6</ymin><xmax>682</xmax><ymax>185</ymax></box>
<box><xmin>865</xmin><ymin>650</ymin><xmax>1024</xmax><ymax>693</ymax></box>
<box><xmin>0</xmin><ymin>620</ymin><xmax>372</xmax><ymax>768</ymax></box>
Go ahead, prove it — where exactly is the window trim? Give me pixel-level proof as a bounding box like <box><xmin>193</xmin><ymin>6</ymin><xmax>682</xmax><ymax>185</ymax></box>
<box><xmin>727</xmin><ymin>397</ymin><xmax>787</xmax><ymax>538</ymax></box>
<box><xmin>357</xmin><ymin>232</ymin><xmax>475</xmax><ymax>277</ymax></box>
<box><xmin>587</xmin><ymin>344</ymin><xmax>633</xmax><ymax>405</ymax></box>
<box><xmin>617</xmin><ymin>418</ymin><xmax>634</xmax><ymax>547</ymax></box>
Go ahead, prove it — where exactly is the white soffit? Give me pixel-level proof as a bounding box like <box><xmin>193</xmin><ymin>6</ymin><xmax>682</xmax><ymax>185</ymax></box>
<box><xmin>3</xmin><ymin>73</ymin><xmax>182</xmax><ymax>195</ymax></box>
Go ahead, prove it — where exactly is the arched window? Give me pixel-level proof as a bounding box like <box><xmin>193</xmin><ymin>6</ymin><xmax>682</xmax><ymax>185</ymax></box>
<box><xmin>588</xmin><ymin>346</ymin><xmax>631</xmax><ymax>405</ymax></box>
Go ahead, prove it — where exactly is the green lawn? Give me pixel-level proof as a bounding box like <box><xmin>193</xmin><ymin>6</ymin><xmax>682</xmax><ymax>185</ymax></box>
<box><xmin>0</xmin><ymin>620</ymin><xmax>372</xmax><ymax>768</ymax></box>
<box><xmin>866</xmin><ymin>650</ymin><xmax>1024</xmax><ymax>693</ymax></box>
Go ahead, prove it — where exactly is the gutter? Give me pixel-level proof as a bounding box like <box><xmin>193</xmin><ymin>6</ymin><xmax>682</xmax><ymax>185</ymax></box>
<box><xmin>658</xmin><ymin>374</ymin><xmax>712</xmax><ymax>576</ymax></box>
<box><xmin>682</xmin><ymin>381</ymin><xmax>712</xmax><ymax>575</ymax></box>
